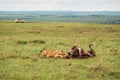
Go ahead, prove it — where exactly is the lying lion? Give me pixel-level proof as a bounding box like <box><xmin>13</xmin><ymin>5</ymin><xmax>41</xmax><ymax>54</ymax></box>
<box><xmin>67</xmin><ymin>44</ymin><xmax>96</xmax><ymax>58</ymax></box>
<box><xmin>41</xmin><ymin>50</ymin><xmax>66</xmax><ymax>58</ymax></box>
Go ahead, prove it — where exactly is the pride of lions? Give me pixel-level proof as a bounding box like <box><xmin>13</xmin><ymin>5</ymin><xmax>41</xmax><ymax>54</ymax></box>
<box><xmin>41</xmin><ymin>44</ymin><xmax>96</xmax><ymax>59</ymax></box>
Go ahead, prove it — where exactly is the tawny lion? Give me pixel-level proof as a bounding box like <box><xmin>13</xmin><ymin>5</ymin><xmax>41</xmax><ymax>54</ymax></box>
<box><xmin>41</xmin><ymin>50</ymin><xmax>66</xmax><ymax>58</ymax></box>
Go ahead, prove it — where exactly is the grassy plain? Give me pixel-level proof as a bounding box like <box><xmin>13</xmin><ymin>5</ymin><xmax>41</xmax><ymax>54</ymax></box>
<box><xmin>0</xmin><ymin>21</ymin><xmax>120</xmax><ymax>80</ymax></box>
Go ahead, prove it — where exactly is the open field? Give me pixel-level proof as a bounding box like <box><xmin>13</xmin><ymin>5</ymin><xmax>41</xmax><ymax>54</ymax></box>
<box><xmin>0</xmin><ymin>21</ymin><xmax>120</xmax><ymax>80</ymax></box>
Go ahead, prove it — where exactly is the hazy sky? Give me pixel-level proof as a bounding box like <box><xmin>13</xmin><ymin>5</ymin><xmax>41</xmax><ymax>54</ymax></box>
<box><xmin>0</xmin><ymin>0</ymin><xmax>120</xmax><ymax>11</ymax></box>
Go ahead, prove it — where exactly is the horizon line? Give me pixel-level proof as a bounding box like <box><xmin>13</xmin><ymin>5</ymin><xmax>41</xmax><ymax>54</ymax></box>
<box><xmin>0</xmin><ymin>10</ymin><xmax>120</xmax><ymax>12</ymax></box>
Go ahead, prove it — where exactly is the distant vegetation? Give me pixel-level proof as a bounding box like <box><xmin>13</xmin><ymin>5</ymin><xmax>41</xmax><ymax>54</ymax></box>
<box><xmin>0</xmin><ymin>11</ymin><xmax>120</xmax><ymax>24</ymax></box>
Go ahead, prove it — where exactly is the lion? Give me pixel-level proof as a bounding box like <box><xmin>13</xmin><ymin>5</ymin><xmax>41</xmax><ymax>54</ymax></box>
<box><xmin>67</xmin><ymin>45</ymin><xmax>85</xmax><ymax>58</ymax></box>
<box><xmin>85</xmin><ymin>44</ymin><xmax>96</xmax><ymax>57</ymax></box>
<box><xmin>41</xmin><ymin>50</ymin><xmax>66</xmax><ymax>58</ymax></box>
<box><xmin>67</xmin><ymin>44</ymin><xmax>96</xmax><ymax>58</ymax></box>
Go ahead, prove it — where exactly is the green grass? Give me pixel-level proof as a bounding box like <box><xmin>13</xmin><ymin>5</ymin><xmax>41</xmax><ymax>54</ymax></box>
<box><xmin>0</xmin><ymin>21</ymin><xmax>120</xmax><ymax>80</ymax></box>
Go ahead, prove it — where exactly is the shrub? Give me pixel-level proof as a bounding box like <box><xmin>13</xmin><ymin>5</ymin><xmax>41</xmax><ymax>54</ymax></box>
<box><xmin>17</xmin><ymin>40</ymin><xmax>28</xmax><ymax>44</ymax></box>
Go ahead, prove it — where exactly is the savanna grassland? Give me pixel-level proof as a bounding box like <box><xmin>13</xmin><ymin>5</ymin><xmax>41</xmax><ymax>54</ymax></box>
<box><xmin>0</xmin><ymin>21</ymin><xmax>120</xmax><ymax>80</ymax></box>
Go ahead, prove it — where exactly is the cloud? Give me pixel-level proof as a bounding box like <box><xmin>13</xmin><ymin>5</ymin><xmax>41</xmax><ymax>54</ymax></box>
<box><xmin>0</xmin><ymin>0</ymin><xmax>120</xmax><ymax>11</ymax></box>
